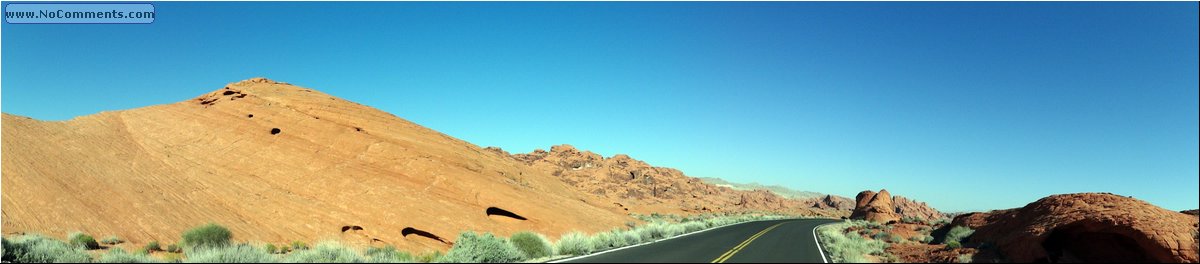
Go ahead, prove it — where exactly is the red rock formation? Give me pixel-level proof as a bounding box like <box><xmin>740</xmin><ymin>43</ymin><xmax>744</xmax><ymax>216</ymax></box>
<box><xmin>813</xmin><ymin>194</ymin><xmax>855</xmax><ymax>211</ymax></box>
<box><xmin>508</xmin><ymin>144</ymin><xmax>846</xmax><ymax>217</ymax></box>
<box><xmin>851</xmin><ymin>190</ymin><xmax>945</xmax><ymax>224</ymax></box>
<box><xmin>894</xmin><ymin>195</ymin><xmax>946</xmax><ymax>222</ymax></box>
<box><xmin>952</xmin><ymin>193</ymin><xmax>1199</xmax><ymax>263</ymax></box>
<box><xmin>850</xmin><ymin>190</ymin><xmax>901</xmax><ymax>223</ymax></box>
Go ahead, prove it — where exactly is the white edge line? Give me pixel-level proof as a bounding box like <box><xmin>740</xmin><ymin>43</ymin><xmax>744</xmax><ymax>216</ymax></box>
<box><xmin>812</xmin><ymin>222</ymin><xmax>838</xmax><ymax>263</ymax></box>
<box><xmin>547</xmin><ymin>218</ymin><xmax>793</xmax><ymax>263</ymax></box>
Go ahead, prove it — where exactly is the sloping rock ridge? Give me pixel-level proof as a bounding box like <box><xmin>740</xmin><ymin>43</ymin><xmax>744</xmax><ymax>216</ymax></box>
<box><xmin>952</xmin><ymin>193</ymin><xmax>1199</xmax><ymax>263</ymax></box>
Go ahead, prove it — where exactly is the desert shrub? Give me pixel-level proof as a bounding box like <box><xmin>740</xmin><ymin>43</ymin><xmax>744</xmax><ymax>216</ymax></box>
<box><xmin>439</xmin><ymin>231</ymin><xmax>523</xmax><ymax>263</ymax></box>
<box><xmin>181</xmin><ymin>223</ymin><xmax>232</xmax><ymax>249</ymax></box>
<box><xmin>942</xmin><ymin>226</ymin><xmax>975</xmax><ymax>245</ymax></box>
<box><xmin>2</xmin><ymin>234</ymin><xmax>93</xmax><ymax>263</ymax></box>
<box><xmin>365</xmin><ymin>245</ymin><xmax>413</xmax><ymax>263</ymax></box>
<box><xmin>98</xmin><ymin>247</ymin><xmax>162</xmax><ymax>263</ymax></box>
<box><xmin>167</xmin><ymin>243</ymin><xmax>182</xmax><ymax>253</ymax></box>
<box><xmin>415</xmin><ymin>251</ymin><xmax>443</xmax><ymax>263</ymax></box>
<box><xmin>637</xmin><ymin>222</ymin><xmax>667</xmax><ymax>240</ymax></box>
<box><xmin>946</xmin><ymin>241</ymin><xmax>962</xmax><ymax>249</ymax></box>
<box><xmin>508</xmin><ymin>231</ymin><xmax>552</xmax><ymax>260</ymax></box>
<box><xmin>264</xmin><ymin>243</ymin><xmax>277</xmax><ymax>254</ymax></box>
<box><xmin>872</xmin><ymin>231</ymin><xmax>890</xmax><ymax>241</ymax></box>
<box><xmin>285</xmin><ymin>241</ymin><xmax>365</xmax><ymax>263</ymax></box>
<box><xmin>590</xmin><ymin>231</ymin><xmax>618</xmax><ymax>251</ymax></box>
<box><xmin>185</xmin><ymin>243</ymin><xmax>278</xmax><ymax>263</ymax></box>
<box><xmin>816</xmin><ymin>221</ymin><xmax>889</xmax><ymax>263</ymax></box>
<box><xmin>146</xmin><ymin>240</ymin><xmax>162</xmax><ymax>252</ymax></box>
<box><xmin>682</xmin><ymin>221</ymin><xmax>706</xmax><ymax>233</ymax></box>
<box><xmin>68</xmin><ymin>232</ymin><xmax>101</xmax><ymax>250</ymax></box>
<box><xmin>291</xmin><ymin>240</ymin><xmax>310</xmax><ymax>250</ymax></box>
<box><xmin>554</xmin><ymin>231</ymin><xmax>593</xmax><ymax>256</ymax></box>
<box><xmin>900</xmin><ymin>216</ymin><xmax>926</xmax><ymax>225</ymax></box>
<box><xmin>101</xmin><ymin>235</ymin><xmax>124</xmax><ymax>245</ymax></box>
<box><xmin>957</xmin><ymin>253</ymin><xmax>974</xmax><ymax>263</ymax></box>
<box><xmin>620</xmin><ymin>230</ymin><xmax>642</xmax><ymax>246</ymax></box>
<box><xmin>280</xmin><ymin>245</ymin><xmax>291</xmax><ymax>254</ymax></box>
<box><xmin>162</xmin><ymin>252</ymin><xmax>184</xmax><ymax>263</ymax></box>
<box><xmin>607</xmin><ymin>230</ymin><xmax>631</xmax><ymax>248</ymax></box>
<box><xmin>663</xmin><ymin>223</ymin><xmax>687</xmax><ymax>238</ymax></box>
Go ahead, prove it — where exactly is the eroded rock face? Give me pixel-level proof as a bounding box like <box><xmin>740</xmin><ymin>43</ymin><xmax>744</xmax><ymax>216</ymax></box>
<box><xmin>850</xmin><ymin>190</ymin><xmax>945</xmax><ymax>223</ymax></box>
<box><xmin>508</xmin><ymin>144</ymin><xmax>846</xmax><ymax>217</ymax></box>
<box><xmin>893</xmin><ymin>195</ymin><xmax>946</xmax><ymax>222</ymax></box>
<box><xmin>851</xmin><ymin>190</ymin><xmax>901</xmax><ymax>223</ymax></box>
<box><xmin>952</xmin><ymin>193</ymin><xmax>1199</xmax><ymax>263</ymax></box>
<box><xmin>813</xmin><ymin>194</ymin><xmax>855</xmax><ymax>211</ymax></box>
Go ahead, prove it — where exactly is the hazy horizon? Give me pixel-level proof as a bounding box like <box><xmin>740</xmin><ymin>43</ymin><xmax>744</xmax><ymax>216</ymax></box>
<box><xmin>3</xmin><ymin>2</ymin><xmax>1197</xmax><ymax>212</ymax></box>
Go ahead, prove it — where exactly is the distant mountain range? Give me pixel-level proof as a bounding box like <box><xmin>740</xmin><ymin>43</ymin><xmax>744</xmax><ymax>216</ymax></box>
<box><xmin>696</xmin><ymin>177</ymin><xmax>829</xmax><ymax>200</ymax></box>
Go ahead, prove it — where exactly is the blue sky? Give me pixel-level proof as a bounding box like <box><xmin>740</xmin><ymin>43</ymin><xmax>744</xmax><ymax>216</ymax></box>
<box><xmin>2</xmin><ymin>2</ymin><xmax>1197</xmax><ymax>212</ymax></box>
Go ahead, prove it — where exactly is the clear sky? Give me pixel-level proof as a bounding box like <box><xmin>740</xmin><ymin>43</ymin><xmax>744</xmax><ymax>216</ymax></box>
<box><xmin>2</xmin><ymin>2</ymin><xmax>1197</xmax><ymax>212</ymax></box>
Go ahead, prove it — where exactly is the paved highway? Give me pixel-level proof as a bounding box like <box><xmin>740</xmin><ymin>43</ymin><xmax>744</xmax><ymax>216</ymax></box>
<box><xmin>559</xmin><ymin>219</ymin><xmax>840</xmax><ymax>263</ymax></box>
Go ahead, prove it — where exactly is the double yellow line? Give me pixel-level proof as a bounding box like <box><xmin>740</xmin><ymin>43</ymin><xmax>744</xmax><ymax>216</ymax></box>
<box><xmin>710</xmin><ymin>222</ymin><xmax>789</xmax><ymax>263</ymax></box>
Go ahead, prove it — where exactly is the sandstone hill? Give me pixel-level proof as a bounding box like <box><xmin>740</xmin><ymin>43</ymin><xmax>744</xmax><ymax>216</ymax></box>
<box><xmin>2</xmin><ymin>78</ymin><xmax>840</xmax><ymax>252</ymax></box>
<box><xmin>850</xmin><ymin>189</ymin><xmax>945</xmax><ymax>223</ymax></box>
<box><xmin>952</xmin><ymin>193</ymin><xmax>1199</xmax><ymax>262</ymax></box>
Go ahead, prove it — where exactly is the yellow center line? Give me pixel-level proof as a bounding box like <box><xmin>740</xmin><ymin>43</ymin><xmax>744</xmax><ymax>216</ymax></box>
<box><xmin>710</xmin><ymin>221</ymin><xmax>790</xmax><ymax>263</ymax></box>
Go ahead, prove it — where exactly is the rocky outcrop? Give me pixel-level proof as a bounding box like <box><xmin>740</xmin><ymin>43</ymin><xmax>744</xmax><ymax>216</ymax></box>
<box><xmin>508</xmin><ymin>144</ymin><xmax>846</xmax><ymax>217</ymax></box>
<box><xmin>850</xmin><ymin>190</ymin><xmax>945</xmax><ymax>223</ymax></box>
<box><xmin>851</xmin><ymin>190</ymin><xmax>901</xmax><ymax>223</ymax></box>
<box><xmin>952</xmin><ymin>193</ymin><xmax>1199</xmax><ymax>263</ymax></box>
<box><xmin>1182</xmin><ymin>209</ymin><xmax>1198</xmax><ymax>216</ymax></box>
<box><xmin>813</xmin><ymin>194</ymin><xmax>855</xmax><ymax>211</ymax></box>
<box><xmin>893</xmin><ymin>195</ymin><xmax>946</xmax><ymax>222</ymax></box>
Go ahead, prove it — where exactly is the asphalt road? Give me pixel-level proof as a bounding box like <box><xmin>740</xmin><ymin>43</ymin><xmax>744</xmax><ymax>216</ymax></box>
<box><xmin>560</xmin><ymin>219</ymin><xmax>840</xmax><ymax>263</ymax></box>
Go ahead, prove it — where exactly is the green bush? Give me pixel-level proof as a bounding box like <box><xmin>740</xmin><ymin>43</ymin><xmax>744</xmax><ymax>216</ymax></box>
<box><xmin>816</xmin><ymin>221</ymin><xmax>889</xmax><ymax>263</ymax></box>
<box><xmin>639</xmin><ymin>222</ymin><xmax>668</xmax><ymax>240</ymax></box>
<box><xmin>663</xmin><ymin>223</ymin><xmax>687</xmax><ymax>238</ymax></box>
<box><xmin>98</xmin><ymin>247</ymin><xmax>162</xmax><ymax>263</ymax></box>
<box><xmin>2</xmin><ymin>234</ymin><xmax>93</xmax><ymax>263</ymax></box>
<box><xmin>68</xmin><ymin>232</ymin><xmax>101</xmax><ymax>250</ymax></box>
<box><xmin>365</xmin><ymin>245</ymin><xmax>413</xmax><ymax>263</ymax></box>
<box><xmin>185</xmin><ymin>243</ymin><xmax>278</xmax><ymax>263</ymax></box>
<box><xmin>508</xmin><ymin>231</ymin><xmax>552</xmax><ymax>260</ymax></box>
<box><xmin>291</xmin><ymin>240</ymin><xmax>310</xmax><ymax>250</ymax></box>
<box><xmin>101</xmin><ymin>235</ymin><xmax>124</xmax><ymax>245</ymax></box>
<box><xmin>946</xmin><ymin>241</ymin><xmax>962</xmax><ymax>249</ymax></box>
<box><xmin>264</xmin><ymin>243</ymin><xmax>277</xmax><ymax>254</ymax></box>
<box><xmin>590</xmin><ymin>231</ymin><xmax>618</xmax><ymax>251</ymax></box>
<box><xmin>181</xmin><ymin>223</ymin><xmax>233</xmax><ymax>249</ymax></box>
<box><xmin>900</xmin><ymin>216</ymin><xmax>926</xmax><ymax>225</ymax></box>
<box><xmin>146</xmin><ymin>240</ymin><xmax>162</xmax><ymax>252</ymax></box>
<box><xmin>888</xmin><ymin>234</ymin><xmax>905</xmax><ymax>243</ymax></box>
<box><xmin>167</xmin><ymin>243</ymin><xmax>182</xmax><ymax>253</ymax></box>
<box><xmin>285</xmin><ymin>241</ymin><xmax>365</xmax><ymax>263</ymax></box>
<box><xmin>619</xmin><ymin>230</ymin><xmax>642</xmax><ymax>246</ymax></box>
<box><xmin>682</xmin><ymin>221</ymin><xmax>706</xmax><ymax>233</ymax></box>
<box><xmin>943</xmin><ymin>226</ymin><xmax>975</xmax><ymax>245</ymax></box>
<box><xmin>439</xmin><ymin>231</ymin><xmax>523</xmax><ymax>263</ymax></box>
<box><xmin>554</xmin><ymin>231</ymin><xmax>593</xmax><ymax>256</ymax></box>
